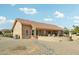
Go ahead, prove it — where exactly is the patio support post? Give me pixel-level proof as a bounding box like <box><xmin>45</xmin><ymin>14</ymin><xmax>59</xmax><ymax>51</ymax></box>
<box><xmin>34</xmin><ymin>28</ymin><xmax>36</xmax><ymax>36</ymax></box>
<box><xmin>44</xmin><ymin>30</ymin><xmax>46</xmax><ymax>36</ymax></box>
<box><xmin>57</xmin><ymin>31</ymin><xmax>61</xmax><ymax>36</ymax></box>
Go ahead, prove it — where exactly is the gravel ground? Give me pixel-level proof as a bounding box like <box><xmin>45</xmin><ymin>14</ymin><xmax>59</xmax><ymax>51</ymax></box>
<box><xmin>0</xmin><ymin>36</ymin><xmax>79</xmax><ymax>55</ymax></box>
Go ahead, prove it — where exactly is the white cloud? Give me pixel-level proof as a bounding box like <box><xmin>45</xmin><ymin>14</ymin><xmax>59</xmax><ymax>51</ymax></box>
<box><xmin>74</xmin><ymin>24</ymin><xmax>79</xmax><ymax>26</ymax></box>
<box><xmin>0</xmin><ymin>16</ymin><xmax>7</xmax><ymax>24</ymax></box>
<box><xmin>73</xmin><ymin>16</ymin><xmax>79</xmax><ymax>25</ymax></box>
<box><xmin>73</xmin><ymin>16</ymin><xmax>79</xmax><ymax>20</ymax></box>
<box><xmin>74</xmin><ymin>20</ymin><xmax>79</xmax><ymax>23</ymax></box>
<box><xmin>8</xmin><ymin>20</ymin><xmax>15</xmax><ymax>24</ymax></box>
<box><xmin>44</xmin><ymin>17</ymin><xmax>53</xmax><ymax>21</ymax></box>
<box><xmin>0</xmin><ymin>16</ymin><xmax>15</xmax><ymax>30</ymax></box>
<box><xmin>73</xmin><ymin>16</ymin><xmax>79</xmax><ymax>26</ymax></box>
<box><xmin>19</xmin><ymin>8</ymin><xmax>37</xmax><ymax>15</ymax></box>
<box><xmin>73</xmin><ymin>19</ymin><xmax>79</xmax><ymax>26</ymax></box>
<box><xmin>54</xmin><ymin>11</ymin><xmax>64</xmax><ymax>18</ymax></box>
<box><xmin>0</xmin><ymin>16</ymin><xmax>15</xmax><ymax>24</ymax></box>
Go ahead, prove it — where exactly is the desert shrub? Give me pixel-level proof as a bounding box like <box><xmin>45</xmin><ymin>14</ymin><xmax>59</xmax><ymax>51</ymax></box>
<box><xmin>1</xmin><ymin>29</ymin><xmax>13</xmax><ymax>37</ymax></box>
<box><xmin>3</xmin><ymin>33</ymin><xmax>13</xmax><ymax>38</ymax></box>
<box><xmin>76</xmin><ymin>33</ymin><xmax>79</xmax><ymax>36</ymax></box>
<box><xmin>69</xmin><ymin>36</ymin><xmax>73</xmax><ymax>41</ymax></box>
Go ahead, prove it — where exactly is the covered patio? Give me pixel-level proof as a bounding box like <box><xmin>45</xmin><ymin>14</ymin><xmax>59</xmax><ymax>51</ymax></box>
<box><xmin>31</xmin><ymin>28</ymin><xmax>63</xmax><ymax>39</ymax></box>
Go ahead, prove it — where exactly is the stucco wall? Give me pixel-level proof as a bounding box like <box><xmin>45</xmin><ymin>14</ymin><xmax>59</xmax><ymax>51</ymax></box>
<box><xmin>13</xmin><ymin>21</ymin><xmax>22</xmax><ymax>39</ymax></box>
<box><xmin>22</xmin><ymin>25</ymin><xmax>32</xmax><ymax>39</ymax></box>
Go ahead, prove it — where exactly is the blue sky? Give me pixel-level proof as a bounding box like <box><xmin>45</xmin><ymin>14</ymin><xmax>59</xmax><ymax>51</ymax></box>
<box><xmin>0</xmin><ymin>4</ymin><xmax>79</xmax><ymax>30</ymax></box>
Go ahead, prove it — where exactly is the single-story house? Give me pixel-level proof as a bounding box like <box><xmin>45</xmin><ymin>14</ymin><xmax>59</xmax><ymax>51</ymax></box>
<box><xmin>12</xmin><ymin>18</ymin><xmax>63</xmax><ymax>39</ymax></box>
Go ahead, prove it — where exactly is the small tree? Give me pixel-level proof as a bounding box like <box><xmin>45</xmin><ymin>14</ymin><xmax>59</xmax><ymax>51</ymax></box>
<box><xmin>64</xmin><ymin>27</ymin><xmax>69</xmax><ymax>36</ymax></box>
<box><xmin>74</xmin><ymin>26</ymin><xmax>79</xmax><ymax>33</ymax></box>
<box><xmin>70</xmin><ymin>25</ymin><xmax>79</xmax><ymax>36</ymax></box>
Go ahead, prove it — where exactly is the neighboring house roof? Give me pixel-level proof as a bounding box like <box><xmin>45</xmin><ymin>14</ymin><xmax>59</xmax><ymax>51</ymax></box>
<box><xmin>1</xmin><ymin>29</ymin><xmax>11</xmax><ymax>33</ymax></box>
<box><xmin>12</xmin><ymin>18</ymin><xmax>63</xmax><ymax>31</ymax></box>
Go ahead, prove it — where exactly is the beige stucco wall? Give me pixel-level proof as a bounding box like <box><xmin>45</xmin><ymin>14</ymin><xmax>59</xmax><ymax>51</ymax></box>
<box><xmin>13</xmin><ymin>21</ymin><xmax>22</xmax><ymax>39</ymax></box>
<box><xmin>22</xmin><ymin>25</ymin><xmax>32</xmax><ymax>39</ymax></box>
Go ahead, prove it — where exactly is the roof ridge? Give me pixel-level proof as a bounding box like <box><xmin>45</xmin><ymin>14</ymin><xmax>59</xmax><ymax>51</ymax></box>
<box><xmin>14</xmin><ymin>18</ymin><xmax>63</xmax><ymax>30</ymax></box>
<box><xmin>15</xmin><ymin>18</ymin><xmax>59</xmax><ymax>26</ymax></box>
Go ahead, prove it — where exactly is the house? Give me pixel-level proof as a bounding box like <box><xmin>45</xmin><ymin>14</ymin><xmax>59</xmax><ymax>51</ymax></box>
<box><xmin>12</xmin><ymin>18</ymin><xmax>63</xmax><ymax>39</ymax></box>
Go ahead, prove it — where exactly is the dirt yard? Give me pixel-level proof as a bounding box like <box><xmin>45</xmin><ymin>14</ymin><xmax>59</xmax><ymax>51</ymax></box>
<box><xmin>0</xmin><ymin>36</ymin><xmax>79</xmax><ymax>55</ymax></box>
